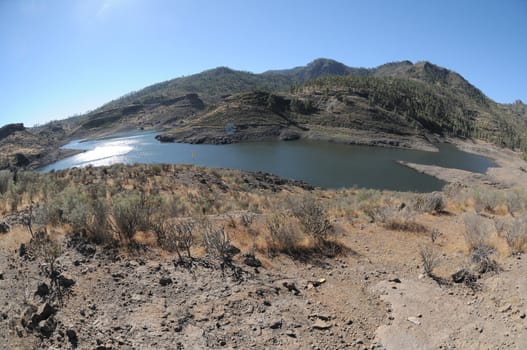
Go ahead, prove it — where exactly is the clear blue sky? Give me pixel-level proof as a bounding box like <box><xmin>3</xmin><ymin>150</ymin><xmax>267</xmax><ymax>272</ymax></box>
<box><xmin>1</xmin><ymin>0</ymin><xmax>526</xmax><ymax>127</ymax></box>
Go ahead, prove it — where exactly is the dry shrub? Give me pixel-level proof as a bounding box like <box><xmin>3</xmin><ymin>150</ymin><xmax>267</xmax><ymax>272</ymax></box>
<box><xmin>109</xmin><ymin>192</ymin><xmax>159</xmax><ymax>243</ymax></box>
<box><xmin>266</xmin><ymin>213</ymin><xmax>301</xmax><ymax>256</ymax></box>
<box><xmin>153</xmin><ymin>218</ymin><xmax>195</xmax><ymax>261</ymax></box>
<box><xmin>463</xmin><ymin>213</ymin><xmax>499</xmax><ymax>273</ymax></box>
<box><xmin>29</xmin><ymin>230</ymin><xmax>63</xmax><ymax>284</ymax></box>
<box><xmin>463</xmin><ymin>213</ymin><xmax>494</xmax><ymax>251</ymax></box>
<box><xmin>506</xmin><ymin>215</ymin><xmax>527</xmax><ymax>255</ymax></box>
<box><xmin>362</xmin><ymin>205</ymin><xmax>397</xmax><ymax>223</ymax></box>
<box><xmin>385</xmin><ymin>218</ymin><xmax>428</xmax><ymax>233</ymax></box>
<box><xmin>0</xmin><ymin>169</ymin><xmax>13</xmax><ymax>195</ymax></box>
<box><xmin>200</xmin><ymin>220</ymin><xmax>235</xmax><ymax>267</ymax></box>
<box><xmin>293</xmin><ymin>199</ymin><xmax>333</xmax><ymax>247</ymax></box>
<box><xmin>419</xmin><ymin>244</ymin><xmax>440</xmax><ymax>276</ymax></box>
<box><xmin>85</xmin><ymin>198</ymin><xmax>113</xmax><ymax>245</ymax></box>
<box><xmin>413</xmin><ymin>192</ymin><xmax>445</xmax><ymax>214</ymax></box>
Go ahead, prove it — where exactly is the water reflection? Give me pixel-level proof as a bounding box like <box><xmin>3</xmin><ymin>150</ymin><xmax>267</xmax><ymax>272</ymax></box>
<box><xmin>41</xmin><ymin>131</ymin><xmax>496</xmax><ymax>192</ymax></box>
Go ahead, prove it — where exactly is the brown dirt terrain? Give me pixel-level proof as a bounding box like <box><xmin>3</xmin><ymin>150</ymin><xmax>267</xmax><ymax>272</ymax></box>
<box><xmin>0</xmin><ymin>144</ymin><xmax>526</xmax><ymax>349</ymax></box>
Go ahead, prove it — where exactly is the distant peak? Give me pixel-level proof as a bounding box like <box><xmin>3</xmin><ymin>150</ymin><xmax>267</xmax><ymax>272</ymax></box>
<box><xmin>307</xmin><ymin>58</ymin><xmax>346</xmax><ymax>67</ymax></box>
<box><xmin>207</xmin><ymin>66</ymin><xmax>236</xmax><ymax>74</ymax></box>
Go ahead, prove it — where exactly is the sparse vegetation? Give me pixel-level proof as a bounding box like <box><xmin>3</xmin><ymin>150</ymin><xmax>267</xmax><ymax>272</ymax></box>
<box><xmin>463</xmin><ymin>213</ymin><xmax>499</xmax><ymax>273</ymax></box>
<box><xmin>419</xmin><ymin>244</ymin><xmax>440</xmax><ymax>276</ymax></box>
<box><xmin>266</xmin><ymin>213</ymin><xmax>300</xmax><ymax>256</ymax></box>
<box><xmin>109</xmin><ymin>192</ymin><xmax>158</xmax><ymax>243</ymax></box>
<box><xmin>413</xmin><ymin>192</ymin><xmax>445</xmax><ymax>214</ymax></box>
<box><xmin>293</xmin><ymin>198</ymin><xmax>333</xmax><ymax>248</ymax></box>
<box><xmin>506</xmin><ymin>215</ymin><xmax>527</xmax><ymax>255</ymax></box>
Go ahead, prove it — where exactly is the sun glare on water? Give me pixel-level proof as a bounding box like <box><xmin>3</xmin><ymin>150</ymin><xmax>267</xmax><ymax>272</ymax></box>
<box><xmin>74</xmin><ymin>139</ymin><xmax>135</xmax><ymax>167</ymax></box>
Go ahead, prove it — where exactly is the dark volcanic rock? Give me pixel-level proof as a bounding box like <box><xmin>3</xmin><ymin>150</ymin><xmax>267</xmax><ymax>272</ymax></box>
<box><xmin>159</xmin><ymin>277</ymin><xmax>173</xmax><ymax>286</ymax></box>
<box><xmin>57</xmin><ymin>274</ymin><xmax>76</xmax><ymax>288</ymax></box>
<box><xmin>19</xmin><ymin>243</ymin><xmax>27</xmax><ymax>257</ymax></box>
<box><xmin>0</xmin><ymin>123</ymin><xmax>25</xmax><ymax>140</ymax></box>
<box><xmin>243</xmin><ymin>254</ymin><xmax>262</xmax><ymax>268</ymax></box>
<box><xmin>66</xmin><ymin>329</ymin><xmax>78</xmax><ymax>347</ymax></box>
<box><xmin>14</xmin><ymin>153</ymin><xmax>31</xmax><ymax>167</ymax></box>
<box><xmin>38</xmin><ymin>317</ymin><xmax>56</xmax><ymax>337</ymax></box>
<box><xmin>35</xmin><ymin>283</ymin><xmax>50</xmax><ymax>297</ymax></box>
<box><xmin>33</xmin><ymin>303</ymin><xmax>56</xmax><ymax>323</ymax></box>
<box><xmin>0</xmin><ymin>221</ymin><xmax>10</xmax><ymax>234</ymax></box>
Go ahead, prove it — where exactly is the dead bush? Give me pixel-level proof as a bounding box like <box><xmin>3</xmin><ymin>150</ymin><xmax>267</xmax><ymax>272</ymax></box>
<box><xmin>201</xmin><ymin>220</ymin><xmax>234</xmax><ymax>267</ymax></box>
<box><xmin>362</xmin><ymin>204</ymin><xmax>396</xmax><ymax>223</ymax></box>
<box><xmin>419</xmin><ymin>244</ymin><xmax>440</xmax><ymax>276</ymax></box>
<box><xmin>0</xmin><ymin>169</ymin><xmax>13</xmax><ymax>195</ymax></box>
<box><xmin>154</xmin><ymin>218</ymin><xmax>195</xmax><ymax>261</ymax></box>
<box><xmin>109</xmin><ymin>192</ymin><xmax>159</xmax><ymax>243</ymax></box>
<box><xmin>385</xmin><ymin>218</ymin><xmax>428</xmax><ymax>233</ymax></box>
<box><xmin>293</xmin><ymin>199</ymin><xmax>333</xmax><ymax>247</ymax></box>
<box><xmin>266</xmin><ymin>213</ymin><xmax>301</xmax><ymax>256</ymax></box>
<box><xmin>85</xmin><ymin>198</ymin><xmax>112</xmax><ymax>245</ymax></box>
<box><xmin>29</xmin><ymin>230</ymin><xmax>63</xmax><ymax>287</ymax></box>
<box><xmin>506</xmin><ymin>215</ymin><xmax>527</xmax><ymax>255</ymax></box>
<box><xmin>413</xmin><ymin>192</ymin><xmax>445</xmax><ymax>214</ymax></box>
<box><xmin>463</xmin><ymin>213</ymin><xmax>494</xmax><ymax>251</ymax></box>
<box><xmin>471</xmin><ymin>245</ymin><xmax>499</xmax><ymax>274</ymax></box>
<box><xmin>464</xmin><ymin>213</ymin><xmax>499</xmax><ymax>273</ymax></box>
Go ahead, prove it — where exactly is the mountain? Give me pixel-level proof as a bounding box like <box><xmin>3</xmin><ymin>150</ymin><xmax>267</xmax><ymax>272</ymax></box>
<box><xmin>263</xmin><ymin>58</ymin><xmax>371</xmax><ymax>82</ymax></box>
<box><xmin>29</xmin><ymin>58</ymin><xmax>527</xmax><ymax>156</ymax></box>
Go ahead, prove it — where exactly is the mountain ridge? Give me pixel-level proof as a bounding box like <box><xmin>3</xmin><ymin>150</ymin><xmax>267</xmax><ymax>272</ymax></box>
<box><xmin>2</xmin><ymin>58</ymin><xmax>526</xmax><ymax>169</ymax></box>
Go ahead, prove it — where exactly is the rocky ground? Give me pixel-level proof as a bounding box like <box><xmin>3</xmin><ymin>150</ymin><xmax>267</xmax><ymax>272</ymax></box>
<box><xmin>1</xmin><ymin>139</ymin><xmax>527</xmax><ymax>349</ymax></box>
<box><xmin>1</xmin><ymin>207</ymin><xmax>527</xmax><ymax>349</ymax></box>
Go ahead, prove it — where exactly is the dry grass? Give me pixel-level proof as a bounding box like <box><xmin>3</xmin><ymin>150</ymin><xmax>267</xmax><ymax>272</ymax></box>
<box><xmin>506</xmin><ymin>215</ymin><xmax>527</xmax><ymax>255</ymax></box>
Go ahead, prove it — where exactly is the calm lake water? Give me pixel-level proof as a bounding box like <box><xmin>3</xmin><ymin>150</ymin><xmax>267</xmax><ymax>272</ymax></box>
<box><xmin>41</xmin><ymin>131</ymin><xmax>496</xmax><ymax>192</ymax></box>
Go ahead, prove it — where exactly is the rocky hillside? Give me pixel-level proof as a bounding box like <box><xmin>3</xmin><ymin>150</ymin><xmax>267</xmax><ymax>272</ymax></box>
<box><xmin>13</xmin><ymin>58</ymin><xmax>527</xmax><ymax>167</ymax></box>
<box><xmin>0</xmin><ymin>123</ymin><xmax>78</xmax><ymax>170</ymax></box>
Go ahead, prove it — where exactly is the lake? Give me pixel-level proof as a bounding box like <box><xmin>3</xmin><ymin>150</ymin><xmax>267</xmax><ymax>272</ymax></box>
<box><xmin>40</xmin><ymin>131</ymin><xmax>496</xmax><ymax>192</ymax></box>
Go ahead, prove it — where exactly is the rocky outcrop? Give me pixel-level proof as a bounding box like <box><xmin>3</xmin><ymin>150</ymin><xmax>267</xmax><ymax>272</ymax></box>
<box><xmin>0</xmin><ymin>123</ymin><xmax>25</xmax><ymax>140</ymax></box>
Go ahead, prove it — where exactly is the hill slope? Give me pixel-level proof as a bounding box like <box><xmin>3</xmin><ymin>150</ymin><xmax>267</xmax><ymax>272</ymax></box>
<box><xmin>25</xmin><ymin>58</ymin><xmax>527</xmax><ymax>160</ymax></box>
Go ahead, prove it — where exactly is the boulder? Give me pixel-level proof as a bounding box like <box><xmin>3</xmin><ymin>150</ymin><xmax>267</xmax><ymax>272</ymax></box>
<box><xmin>14</xmin><ymin>153</ymin><xmax>30</xmax><ymax>167</ymax></box>
<box><xmin>57</xmin><ymin>274</ymin><xmax>76</xmax><ymax>288</ymax></box>
<box><xmin>243</xmin><ymin>254</ymin><xmax>262</xmax><ymax>268</ymax></box>
<box><xmin>0</xmin><ymin>221</ymin><xmax>10</xmax><ymax>234</ymax></box>
<box><xmin>38</xmin><ymin>317</ymin><xmax>56</xmax><ymax>337</ymax></box>
<box><xmin>35</xmin><ymin>283</ymin><xmax>50</xmax><ymax>297</ymax></box>
<box><xmin>66</xmin><ymin>329</ymin><xmax>78</xmax><ymax>347</ymax></box>
<box><xmin>33</xmin><ymin>303</ymin><xmax>55</xmax><ymax>323</ymax></box>
<box><xmin>159</xmin><ymin>277</ymin><xmax>173</xmax><ymax>286</ymax></box>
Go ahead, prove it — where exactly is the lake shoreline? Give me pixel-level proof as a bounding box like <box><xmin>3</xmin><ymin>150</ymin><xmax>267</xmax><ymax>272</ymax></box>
<box><xmin>39</xmin><ymin>131</ymin><xmax>499</xmax><ymax>192</ymax></box>
<box><xmin>156</xmin><ymin>124</ymin><xmax>441</xmax><ymax>152</ymax></box>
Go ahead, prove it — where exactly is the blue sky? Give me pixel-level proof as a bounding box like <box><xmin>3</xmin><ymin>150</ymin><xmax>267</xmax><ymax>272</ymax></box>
<box><xmin>1</xmin><ymin>0</ymin><xmax>526</xmax><ymax>127</ymax></box>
